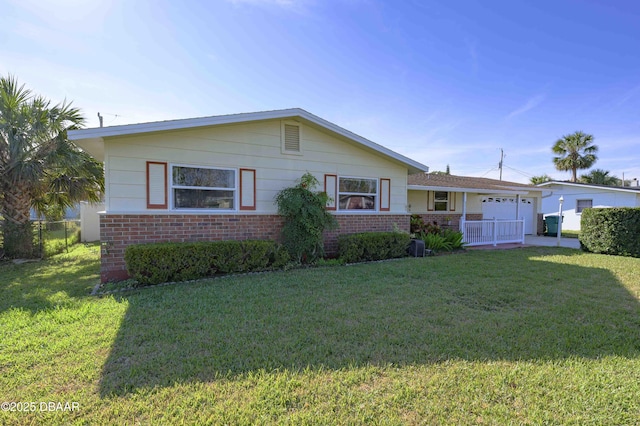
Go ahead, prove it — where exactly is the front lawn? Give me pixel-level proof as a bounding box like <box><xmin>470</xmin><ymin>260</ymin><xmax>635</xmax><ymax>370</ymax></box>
<box><xmin>1</xmin><ymin>245</ymin><xmax>639</xmax><ymax>424</ymax></box>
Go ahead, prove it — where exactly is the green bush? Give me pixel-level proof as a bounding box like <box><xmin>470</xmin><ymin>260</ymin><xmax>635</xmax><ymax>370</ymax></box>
<box><xmin>275</xmin><ymin>173</ymin><xmax>338</xmax><ymax>264</ymax></box>
<box><xmin>420</xmin><ymin>232</ymin><xmax>452</xmax><ymax>252</ymax></box>
<box><xmin>124</xmin><ymin>240</ymin><xmax>290</xmax><ymax>286</ymax></box>
<box><xmin>580</xmin><ymin>207</ymin><xmax>640</xmax><ymax>257</ymax></box>
<box><xmin>338</xmin><ymin>232</ymin><xmax>411</xmax><ymax>263</ymax></box>
<box><xmin>415</xmin><ymin>228</ymin><xmax>464</xmax><ymax>253</ymax></box>
<box><xmin>442</xmin><ymin>228</ymin><xmax>465</xmax><ymax>250</ymax></box>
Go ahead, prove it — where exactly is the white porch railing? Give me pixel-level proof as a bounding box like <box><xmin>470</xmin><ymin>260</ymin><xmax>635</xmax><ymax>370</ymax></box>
<box><xmin>461</xmin><ymin>219</ymin><xmax>525</xmax><ymax>247</ymax></box>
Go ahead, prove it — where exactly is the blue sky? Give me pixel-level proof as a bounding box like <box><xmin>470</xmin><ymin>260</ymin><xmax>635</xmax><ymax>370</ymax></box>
<box><xmin>2</xmin><ymin>0</ymin><xmax>639</xmax><ymax>184</ymax></box>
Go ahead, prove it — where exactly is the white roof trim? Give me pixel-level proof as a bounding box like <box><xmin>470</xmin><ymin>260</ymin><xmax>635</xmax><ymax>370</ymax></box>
<box><xmin>537</xmin><ymin>181</ymin><xmax>640</xmax><ymax>194</ymax></box>
<box><xmin>407</xmin><ymin>185</ymin><xmax>532</xmax><ymax>195</ymax></box>
<box><xmin>68</xmin><ymin>108</ymin><xmax>429</xmax><ymax>173</ymax></box>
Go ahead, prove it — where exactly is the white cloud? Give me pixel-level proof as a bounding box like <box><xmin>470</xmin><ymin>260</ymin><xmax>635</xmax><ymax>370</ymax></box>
<box><xmin>465</xmin><ymin>38</ymin><xmax>479</xmax><ymax>74</ymax></box>
<box><xmin>506</xmin><ymin>94</ymin><xmax>545</xmax><ymax>119</ymax></box>
<box><xmin>615</xmin><ymin>84</ymin><xmax>640</xmax><ymax>107</ymax></box>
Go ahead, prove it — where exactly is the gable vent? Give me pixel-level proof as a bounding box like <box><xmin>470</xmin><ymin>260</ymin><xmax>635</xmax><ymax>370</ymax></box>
<box><xmin>284</xmin><ymin>124</ymin><xmax>301</xmax><ymax>152</ymax></box>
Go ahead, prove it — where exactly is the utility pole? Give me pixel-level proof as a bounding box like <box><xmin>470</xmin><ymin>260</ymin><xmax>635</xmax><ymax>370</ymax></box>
<box><xmin>97</xmin><ymin>112</ymin><xmax>104</xmax><ymax>128</ymax></box>
<box><xmin>498</xmin><ymin>148</ymin><xmax>504</xmax><ymax>180</ymax></box>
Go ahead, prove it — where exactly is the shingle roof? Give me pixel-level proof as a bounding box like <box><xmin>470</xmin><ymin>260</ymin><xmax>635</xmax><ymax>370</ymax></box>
<box><xmin>408</xmin><ymin>173</ymin><xmax>541</xmax><ymax>193</ymax></box>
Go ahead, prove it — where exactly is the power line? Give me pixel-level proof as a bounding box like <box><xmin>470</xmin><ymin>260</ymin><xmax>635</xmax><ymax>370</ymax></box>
<box><xmin>481</xmin><ymin>167</ymin><xmax>498</xmax><ymax>177</ymax></box>
<box><xmin>503</xmin><ymin>165</ymin><xmax>536</xmax><ymax>178</ymax></box>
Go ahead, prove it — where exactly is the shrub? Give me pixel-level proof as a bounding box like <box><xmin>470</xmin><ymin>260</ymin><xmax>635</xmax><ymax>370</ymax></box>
<box><xmin>415</xmin><ymin>228</ymin><xmax>464</xmax><ymax>253</ymax></box>
<box><xmin>420</xmin><ymin>232</ymin><xmax>452</xmax><ymax>253</ymax></box>
<box><xmin>275</xmin><ymin>173</ymin><xmax>338</xmax><ymax>263</ymax></box>
<box><xmin>338</xmin><ymin>232</ymin><xmax>411</xmax><ymax>263</ymax></box>
<box><xmin>410</xmin><ymin>214</ymin><xmax>425</xmax><ymax>233</ymax></box>
<box><xmin>580</xmin><ymin>207</ymin><xmax>640</xmax><ymax>257</ymax></box>
<box><xmin>124</xmin><ymin>240</ymin><xmax>290</xmax><ymax>286</ymax></box>
<box><xmin>410</xmin><ymin>214</ymin><xmax>441</xmax><ymax>235</ymax></box>
<box><xmin>442</xmin><ymin>228</ymin><xmax>465</xmax><ymax>250</ymax></box>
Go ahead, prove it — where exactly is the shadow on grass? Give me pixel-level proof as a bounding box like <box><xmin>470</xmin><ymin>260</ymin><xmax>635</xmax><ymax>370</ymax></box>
<box><xmin>100</xmin><ymin>247</ymin><xmax>640</xmax><ymax>396</ymax></box>
<box><xmin>0</xmin><ymin>244</ymin><xmax>100</xmax><ymax>314</ymax></box>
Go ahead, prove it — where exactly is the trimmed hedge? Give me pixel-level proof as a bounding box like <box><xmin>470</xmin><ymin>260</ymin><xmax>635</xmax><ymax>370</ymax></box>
<box><xmin>124</xmin><ymin>240</ymin><xmax>290</xmax><ymax>286</ymax></box>
<box><xmin>338</xmin><ymin>231</ymin><xmax>411</xmax><ymax>263</ymax></box>
<box><xmin>580</xmin><ymin>207</ymin><xmax>640</xmax><ymax>257</ymax></box>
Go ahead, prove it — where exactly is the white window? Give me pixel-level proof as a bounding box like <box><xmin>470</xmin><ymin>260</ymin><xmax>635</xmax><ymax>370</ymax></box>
<box><xmin>576</xmin><ymin>199</ymin><xmax>592</xmax><ymax>214</ymax></box>
<box><xmin>434</xmin><ymin>191</ymin><xmax>449</xmax><ymax>211</ymax></box>
<box><xmin>171</xmin><ymin>165</ymin><xmax>236</xmax><ymax>210</ymax></box>
<box><xmin>338</xmin><ymin>177</ymin><xmax>377</xmax><ymax>210</ymax></box>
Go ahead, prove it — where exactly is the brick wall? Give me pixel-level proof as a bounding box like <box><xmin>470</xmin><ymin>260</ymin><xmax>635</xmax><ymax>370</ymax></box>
<box><xmin>323</xmin><ymin>214</ymin><xmax>410</xmax><ymax>255</ymax></box>
<box><xmin>412</xmin><ymin>213</ymin><xmax>482</xmax><ymax>230</ymax></box>
<box><xmin>99</xmin><ymin>213</ymin><xmax>410</xmax><ymax>282</ymax></box>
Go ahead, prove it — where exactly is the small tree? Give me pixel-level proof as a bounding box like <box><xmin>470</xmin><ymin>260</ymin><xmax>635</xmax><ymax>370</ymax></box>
<box><xmin>0</xmin><ymin>75</ymin><xmax>103</xmax><ymax>257</ymax></box>
<box><xmin>530</xmin><ymin>174</ymin><xmax>552</xmax><ymax>185</ymax></box>
<box><xmin>579</xmin><ymin>169</ymin><xmax>620</xmax><ymax>186</ymax></box>
<box><xmin>274</xmin><ymin>172</ymin><xmax>338</xmax><ymax>263</ymax></box>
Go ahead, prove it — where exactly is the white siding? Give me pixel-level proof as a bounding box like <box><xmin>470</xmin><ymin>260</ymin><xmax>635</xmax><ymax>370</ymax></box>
<box><xmin>104</xmin><ymin>120</ymin><xmax>409</xmax><ymax>214</ymax></box>
<box><xmin>408</xmin><ymin>191</ymin><xmax>481</xmax><ymax>215</ymax></box>
<box><xmin>541</xmin><ymin>184</ymin><xmax>640</xmax><ymax>231</ymax></box>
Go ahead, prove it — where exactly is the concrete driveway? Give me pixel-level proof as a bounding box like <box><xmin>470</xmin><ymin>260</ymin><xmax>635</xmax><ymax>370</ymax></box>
<box><xmin>524</xmin><ymin>235</ymin><xmax>581</xmax><ymax>249</ymax></box>
<box><xmin>467</xmin><ymin>235</ymin><xmax>582</xmax><ymax>250</ymax></box>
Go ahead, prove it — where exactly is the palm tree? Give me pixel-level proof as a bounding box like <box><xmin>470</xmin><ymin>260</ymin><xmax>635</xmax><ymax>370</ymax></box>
<box><xmin>0</xmin><ymin>75</ymin><xmax>103</xmax><ymax>258</ymax></box>
<box><xmin>579</xmin><ymin>169</ymin><xmax>620</xmax><ymax>186</ymax></box>
<box><xmin>552</xmin><ymin>131</ymin><xmax>598</xmax><ymax>182</ymax></box>
<box><xmin>530</xmin><ymin>174</ymin><xmax>552</xmax><ymax>185</ymax></box>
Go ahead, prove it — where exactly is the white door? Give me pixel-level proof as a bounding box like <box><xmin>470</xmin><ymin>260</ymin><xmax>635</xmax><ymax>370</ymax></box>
<box><xmin>482</xmin><ymin>197</ymin><xmax>534</xmax><ymax>234</ymax></box>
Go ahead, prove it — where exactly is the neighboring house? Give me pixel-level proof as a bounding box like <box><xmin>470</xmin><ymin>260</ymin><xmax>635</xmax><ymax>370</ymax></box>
<box><xmin>537</xmin><ymin>181</ymin><xmax>640</xmax><ymax>231</ymax></box>
<box><xmin>68</xmin><ymin>108</ymin><xmax>429</xmax><ymax>282</ymax></box>
<box><xmin>408</xmin><ymin>174</ymin><xmax>544</xmax><ymax>236</ymax></box>
<box><xmin>79</xmin><ymin>202</ymin><xmax>104</xmax><ymax>242</ymax></box>
<box><xmin>29</xmin><ymin>205</ymin><xmax>81</xmax><ymax>221</ymax></box>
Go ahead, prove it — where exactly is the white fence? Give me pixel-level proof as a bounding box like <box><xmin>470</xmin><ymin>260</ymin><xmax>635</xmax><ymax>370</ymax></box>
<box><xmin>462</xmin><ymin>219</ymin><xmax>525</xmax><ymax>247</ymax></box>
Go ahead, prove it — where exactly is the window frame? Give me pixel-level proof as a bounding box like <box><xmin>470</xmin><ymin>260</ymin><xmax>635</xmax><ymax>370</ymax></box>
<box><xmin>170</xmin><ymin>163</ymin><xmax>238</xmax><ymax>211</ymax></box>
<box><xmin>576</xmin><ymin>198</ymin><xmax>593</xmax><ymax>214</ymax></box>
<box><xmin>337</xmin><ymin>176</ymin><xmax>378</xmax><ymax>211</ymax></box>
<box><xmin>434</xmin><ymin>191</ymin><xmax>449</xmax><ymax>211</ymax></box>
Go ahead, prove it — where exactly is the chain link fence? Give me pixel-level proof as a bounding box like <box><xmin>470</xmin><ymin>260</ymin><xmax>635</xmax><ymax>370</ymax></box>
<box><xmin>0</xmin><ymin>219</ymin><xmax>81</xmax><ymax>259</ymax></box>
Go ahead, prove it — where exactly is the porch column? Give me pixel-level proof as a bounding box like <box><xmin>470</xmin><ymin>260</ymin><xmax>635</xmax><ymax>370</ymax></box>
<box><xmin>516</xmin><ymin>194</ymin><xmax>521</xmax><ymax>220</ymax></box>
<box><xmin>461</xmin><ymin>192</ymin><xmax>467</xmax><ymax>238</ymax></box>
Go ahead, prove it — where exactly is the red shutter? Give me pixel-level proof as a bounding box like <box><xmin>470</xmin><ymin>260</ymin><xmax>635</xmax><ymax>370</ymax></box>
<box><xmin>380</xmin><ymin>178</ymin><xmax>391</xmax><ymax>211</ymax></box>
<box><xmin>146</xmin><ymin>161</ymin><xmax>168</xmax><ymax>209</ymax></box>
<box><xmin>324</xmin><ymin>174</ymin><xmax>337</xmax><ymax>210</ymax></box>
<box><xmin>239</xmin><ymin>168</ymin><xmax>256</xmax><ymax>210</ymax></box>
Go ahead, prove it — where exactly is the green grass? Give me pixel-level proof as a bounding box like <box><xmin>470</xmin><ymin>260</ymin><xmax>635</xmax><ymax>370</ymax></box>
<box><xmin>561</xmin><ymin>229</ymin><xmax>580</xmax><ymax>239</ymax></box>
<box><xmin>1</xmin><ymin>245</ymin><xmax>640</xmax><ymax>424</ymax></box>
<box><xmin>39</xmin><ymin>221</ymin><xmax>81</xmax><ymax>257</ymax></box>
<box><xmin>0</xmin><ymin>220</ymin><xmax>81</xmax><ymax>258</ymax></box>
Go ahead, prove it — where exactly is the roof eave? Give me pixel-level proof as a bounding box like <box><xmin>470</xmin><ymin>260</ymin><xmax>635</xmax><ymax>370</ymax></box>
<box><xmin>68</xmin><ymin>108</ymin><xmax>430</xmax><ymax>173</ymax></box>
<box><xmin>537</xmin><ymin>181</ymin><xmax>640</xmax><ymax>193</ymax></box>
<box><xmin>408</xmin><ymin>184</ymin><xmax>534</xmax><ymax>195</ymax></box>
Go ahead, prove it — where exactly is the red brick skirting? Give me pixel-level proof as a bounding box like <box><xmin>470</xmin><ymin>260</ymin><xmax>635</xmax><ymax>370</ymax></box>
<box><xmin>412</xmin><ymin>213</ymin><xmax>482</xmax><ymax>230</ymax></box>
<box><xmin>323</xmin><ymin>214</ymin><xmax>410</xmax><ymax>255</ymax></box>
<box><xmin>99</xmin><ymin>213</ymin><xmax>410</xmax><ymax>282</ymax></box>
